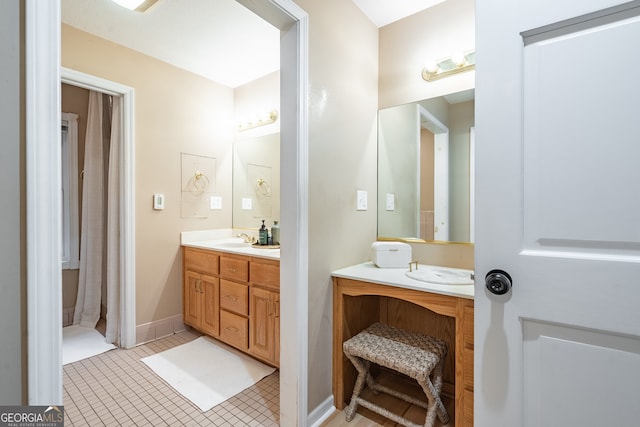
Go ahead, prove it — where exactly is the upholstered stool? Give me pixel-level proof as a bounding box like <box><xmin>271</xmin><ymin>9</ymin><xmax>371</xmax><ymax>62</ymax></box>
<box><xmin>342</xmin><ymin>322</ymin><xmax>449</xmax><ymax>427</ymax></box>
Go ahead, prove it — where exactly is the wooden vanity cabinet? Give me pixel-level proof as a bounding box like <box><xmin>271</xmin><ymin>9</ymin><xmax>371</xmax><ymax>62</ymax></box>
<box><xmin>183</xmin><ymin>248</ymin><xmax>220</xmax><ymax>337</ymax></box>
<box><xmin>182</xmin><ymin>246</ymin><xmax>279</xmax><ymax>367</ymax></box>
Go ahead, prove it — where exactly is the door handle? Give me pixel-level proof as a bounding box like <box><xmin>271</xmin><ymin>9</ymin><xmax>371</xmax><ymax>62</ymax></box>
<box><xmin>485</xmin><ymin>269</ymin><xmax>512</xmax><ymax>295</ymax></box>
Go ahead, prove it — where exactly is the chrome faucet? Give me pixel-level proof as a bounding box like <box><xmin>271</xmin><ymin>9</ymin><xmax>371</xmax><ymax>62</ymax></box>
<box><xmin>237</xmin><ymin>233</ymin><xmax>257</xmax><ymax>244</ymax></box>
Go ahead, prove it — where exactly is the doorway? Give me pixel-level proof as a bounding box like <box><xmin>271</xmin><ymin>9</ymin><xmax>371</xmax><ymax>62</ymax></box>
<box><xmin>61</xmin><ymin>68</ymin><xmax>137</xmax><ymax>350</ymax></box>
<box><xmin>27</xmin><ymin>2</ymin><xmax>309</xmax><ymax>425</ymax></box>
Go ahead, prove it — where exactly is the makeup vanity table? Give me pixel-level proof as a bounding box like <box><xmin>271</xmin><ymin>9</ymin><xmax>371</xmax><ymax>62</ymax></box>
<box><xmin>332</xmin><ymin>262</ymin><xmax>474</xmax><ymax>427</ymax></box>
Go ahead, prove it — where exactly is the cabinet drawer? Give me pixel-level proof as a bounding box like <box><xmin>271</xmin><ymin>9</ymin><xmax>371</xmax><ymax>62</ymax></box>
<box><xmin>184</xmin><ymin>247</ymin><xmax>219</xmax><ymax>275</ymax></box>
<box><xmin>220</xmin><ymin>279</ymin><xmax>249</xmax><ymax>316</ymax></box>
<box><xmin>250</xmin><ymin>259</ymin><xmax>280</xmax><ymax>290</ymax></box>
<box><xmin>220</xmin><ymin>256</ymin><xmax>249</xmax><ymax>282</ymax></box>
<box><xmin>220</xmin><ymin>310</ymin><xmax>248</xmax><ymax>351</ymax></box>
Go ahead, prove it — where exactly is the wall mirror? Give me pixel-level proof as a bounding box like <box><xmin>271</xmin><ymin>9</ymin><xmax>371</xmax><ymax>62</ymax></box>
<box><xmin>377</xmin><ymin>89</ymin><xmax>475</xmax><ymax>244</ymax></box>
<box><xmin>232</xmin><ymin>133</ymin><xmax>280</xmax><ymax>230</ymax></box>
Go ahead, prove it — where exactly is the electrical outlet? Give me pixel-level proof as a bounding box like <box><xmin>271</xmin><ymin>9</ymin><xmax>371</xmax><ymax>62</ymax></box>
<box><xmin>356</xmin><ymin>190</ymin><xmax>367</xmax><ymax>211</ymax></box>
<box><xmin>209</xmin><ymin>196</ymin><xmax>222</xmax><ymax>210</ymax></box>
<box><xmin>241</xmin><ymin>198</ymin><xmax>253</xmax><ymax>210</ymax></box>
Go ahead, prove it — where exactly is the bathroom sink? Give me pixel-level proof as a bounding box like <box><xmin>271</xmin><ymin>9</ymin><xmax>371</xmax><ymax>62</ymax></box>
<box><xmin>213</xmin><ymin>241</ymin><xmax>251</xmax><ymax>248</ymax></box>
<box><xmin>405</xmin><ymin>268</ymin><xmax>474</xmax><ymax>285</ymax></box>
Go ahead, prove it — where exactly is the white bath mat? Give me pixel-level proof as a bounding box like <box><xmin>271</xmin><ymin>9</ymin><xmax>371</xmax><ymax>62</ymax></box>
<box><xmin>62</xmin><ymin>325</ymin><xmax>116</xmax><ymax>365</ymax></box>
<box><xmin>141</xmin><ymin>336</ymin><xmax>276</xmax><ymax>412</ymax></box>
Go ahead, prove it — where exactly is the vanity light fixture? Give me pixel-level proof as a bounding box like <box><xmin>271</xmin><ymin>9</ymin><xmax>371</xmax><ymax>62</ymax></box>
<box><xmin>422</xmin><ymin>50</ymin><xmax>475</xmax><ymax>82</ymax></box>
<box><xmin>111</xmin><ymin>0</ymin><xmax>159</xmax><ymax>12</ymax></box>
<box><xmin>237</xmin><ymin>109</ymin><xmax>279</xmax><ymax>131</ymax></box>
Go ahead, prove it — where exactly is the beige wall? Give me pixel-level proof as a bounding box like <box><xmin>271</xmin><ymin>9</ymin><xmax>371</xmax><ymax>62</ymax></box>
<box><xmin>62</xmin><ymin>24</ymin><xmax>235</xmax><ymax>325</ymax></box>
<box><xmin>379</xmin><ymin>0</ymin><xmax>475</xmax><ymax>109</ymax></box>
<box><xmin>380</xmin><ymin>0</ymin><xmax>475</xmax><ymax>269</ymax></box>
<box><xmin>295</xmin><ymin>0</ymin><xmax>380</xmax><ymax>411</ymax></box>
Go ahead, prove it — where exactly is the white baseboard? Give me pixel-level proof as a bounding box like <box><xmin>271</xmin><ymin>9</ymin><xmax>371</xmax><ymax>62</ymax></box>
<box><xmin>63</xmin><ymin>309</ymin><xmax>185</xmax><ymax>346</ymax></box>
<box><xmin>135</xmin><ymin>314</ymin><xmax>185</xmax><ymax>345</ymax></box>
<box><xmin>308</xmin><ymin>395</ymin><xmax>336</xmax><ymax>427</ymax></box>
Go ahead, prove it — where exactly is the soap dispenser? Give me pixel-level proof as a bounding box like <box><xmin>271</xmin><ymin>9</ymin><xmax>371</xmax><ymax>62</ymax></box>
<box><xmin>259</xmin><ymin>220</ymin><xmax>269</xmax><ymax>245</ymax></box>
<box><xmin>271</xmin><ymin>220</ymin><xmax>280</xmax><ymax>245</ymax></box>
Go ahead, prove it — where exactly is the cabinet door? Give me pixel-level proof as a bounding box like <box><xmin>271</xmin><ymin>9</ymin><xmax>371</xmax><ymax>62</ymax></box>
<box><xmin>249</xmin><ymin>287</ymin><xmax>276</xmax><ymax>364</ymax></box>
<box><xmin>274</xmin><ymin>291</ymin><xmax>280</xmax><ymax>365</ymax></box>
<box><xmin>184</xmin><ymin>270</ymin><xmax>202</xmax><ymax>328</ymax></box>
<box><xmin>200</xmin><ymin>274</ymin><xmax>220</xmax><ymax>337</ymax></box>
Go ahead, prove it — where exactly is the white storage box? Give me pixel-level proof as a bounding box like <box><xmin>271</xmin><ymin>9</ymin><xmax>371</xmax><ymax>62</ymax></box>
<box><xmin>370</xmin><ymin>242</ymin><xmax>412</xmax><ymax>268</ymax></box>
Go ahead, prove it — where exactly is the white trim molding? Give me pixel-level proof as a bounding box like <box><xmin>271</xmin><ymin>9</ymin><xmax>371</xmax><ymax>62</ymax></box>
<box><xmin>237</xmin><ymin>1</ymin><xmax>310</xmax><ymax>425</ymax></box>
<box><xmin>26</xmin><ymin>0</ymin><xmax>63</xmax><ymax>405</ymax></box>
<box><xmin>308</xmin><ymin>396</ymin><xmax>336</xmax><ymax>427</ymax></box>
<box><xmin>61</xmin><ymin>67</ymin><xmax>137</xmax><ymax>349</ymax></box>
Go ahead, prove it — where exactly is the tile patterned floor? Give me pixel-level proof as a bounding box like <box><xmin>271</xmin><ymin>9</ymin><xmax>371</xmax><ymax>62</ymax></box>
<box><xmin>63</xmin><ymin>329</ymin><xmax>279</xmax><ymax>426</ymax></box>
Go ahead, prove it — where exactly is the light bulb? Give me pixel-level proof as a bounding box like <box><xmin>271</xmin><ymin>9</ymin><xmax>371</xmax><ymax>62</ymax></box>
<box><xmin>451</xmin><ymin>52</ymin><xmax>466</xmax><ymax>67</ymax></box>
<box><xmin>424</xmin><ymin>61</ymin><xmax>439</xmax><ymax>74</ymax></box>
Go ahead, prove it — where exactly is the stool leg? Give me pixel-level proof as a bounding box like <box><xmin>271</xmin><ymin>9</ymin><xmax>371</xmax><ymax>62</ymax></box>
<box><xmin>417</xmin><ymin>358</ymin><xmax>449</xmax><ymax>427</ymax></box>
<box><xmin>364</xmin><ymin>368</ymin><xmax>380</xmax><ymax>395</ymax></box>
<box><xmin>344</xmin><ymin>354</ymin><xmax>369</xmax><ymax>422</ymax></box>
<box><xmin>432</xmin><ymin>357</ymin><xmax>449</xmax><ymax>424</ymax></box>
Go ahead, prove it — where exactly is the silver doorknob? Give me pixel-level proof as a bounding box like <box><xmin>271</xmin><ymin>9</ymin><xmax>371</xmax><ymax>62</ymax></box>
<box><xmin>485</xmin><ymin>270</ymin><xmax>512</xmax><ymax>295</ymax></box>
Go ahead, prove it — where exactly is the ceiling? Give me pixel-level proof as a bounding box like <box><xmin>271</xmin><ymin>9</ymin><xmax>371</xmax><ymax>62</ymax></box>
<box><xmin>61</xmin><ymin>0</ymin><xmax>443</xmax><ymax>88</ymax></box>
<box><xmin>352</xmin><ymin>0</ymin><xmax>445</xmax><ymax>27</ymax></box>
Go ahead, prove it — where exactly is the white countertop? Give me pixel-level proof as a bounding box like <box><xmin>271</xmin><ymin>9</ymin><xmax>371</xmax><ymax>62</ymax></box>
<box><xmin>332</xmin><ymin>262</ymin><xmax>474</xmax><ymax>300</ymax></box>
<box><xmin>181</xmin><ymin>229</ymin><xmax>280</xmax><ymax>260</ymax></box>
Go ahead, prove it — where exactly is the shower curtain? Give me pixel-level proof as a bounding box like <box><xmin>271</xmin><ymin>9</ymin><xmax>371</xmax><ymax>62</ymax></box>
<box><xmin>73</xmin><ymin>91</ymin><xmax>122</xmax><ymax>346</ymax></box>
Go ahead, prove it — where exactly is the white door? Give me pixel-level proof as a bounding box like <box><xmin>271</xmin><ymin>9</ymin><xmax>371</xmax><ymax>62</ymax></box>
<box><xmin>476</xmin><ymin>1</ymin><xmax>640</xmax><ymax>426</ymax></box>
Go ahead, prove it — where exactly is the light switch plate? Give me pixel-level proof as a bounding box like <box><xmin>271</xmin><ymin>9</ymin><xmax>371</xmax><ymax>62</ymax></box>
<box><xmin>209</xmin><ymin>196</ymin><xmax>222</xmax><ymax>210</ymax></box>
<box><xmin>241</xmin><ymin>197</ymin><xmax>253</xmax><ymax>210</ymax></box>
<box><xmin>153</xmin><ymin>193</ymin><xmax>164</xmax><ymax>210</ymax></box>
<box><xmin>386</xmin><ymin>193</ymin><xmax>395</xmax><ymax>211</ymax></box>
<box><xmin>356</xmin><ymin>190</ymin><xmax>368</xmax><ymax>211</ymax></box>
